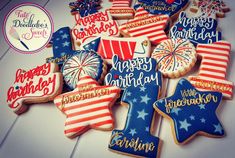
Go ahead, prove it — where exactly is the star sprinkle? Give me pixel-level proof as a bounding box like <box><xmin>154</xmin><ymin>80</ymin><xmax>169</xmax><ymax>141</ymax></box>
<box><xmin>140</xmin><ymin>94</ymin><xmax>151</xmax><ymax>104</ymax></box>
<box><xmin>154</xmin><ymin>78</ymin><xmax>224</xmax><ymax>144</ymax></box>
<box><xmin>54</xmin><ymin>76</ymin><xmax>121</xmax><ymax>138</ymax></box>
<box><xmin>119</xmin><ymin>6</ymin><xmax>169</xmax><ymax>45</ymax></box>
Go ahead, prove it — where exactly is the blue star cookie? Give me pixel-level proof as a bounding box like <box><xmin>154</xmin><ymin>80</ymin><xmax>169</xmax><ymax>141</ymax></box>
<box><xmin>109</xmin><ymin>83</ymin><xmax>162</xmax><ymax>158</ymax></box>
<box><xmin>153</xmin><ymin>78</ymin><xmax>225</xmax><ymax>145</ymax></box>
<box><xmin>46</xmin><ymin>27</ymin><xmax>78</xmax><ymax>66</ymax></box>
<box><xmin>169</xmin><ymin>11</ymin><xmax>222</xmax><ymax>45</ymax></box>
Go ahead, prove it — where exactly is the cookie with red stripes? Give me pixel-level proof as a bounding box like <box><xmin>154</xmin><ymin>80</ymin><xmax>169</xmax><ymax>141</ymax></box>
<box><xmin>7</xmin><ymin>63</ymin><xmax>63</xmax><ymax>115</ymax></box>
<box><xmin>152</xmin><ymin>38</ymin><xmax>197</xmax><ymax>78</ymax></box>
<box><xmin>188</xmin><ymin>40</ymin><xmax>233</xmax><ymax>99</ymax></box>
<box><xmin>82</xmin><ymin>36</ymin><xmax>151</xmax><ymax>64</ymax></box>
<box><xmin>108</xmin><ymin>0</ymin><xmax>135</xmax><ymax>19</ymax></box>
<box><xmin>119</xmin><ymin>6</ymin><xmax>170</xmax><ymax>45</ymax></box>
<box><xmin>54</xmin><ymin>76</ymin><xmax>121</xmax><ymax>138</ymax></box>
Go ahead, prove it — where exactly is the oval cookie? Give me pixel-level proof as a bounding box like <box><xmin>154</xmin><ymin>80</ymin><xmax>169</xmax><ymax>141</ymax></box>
<box><xmin>62</xmin><ymin>50</ymin><xmax>107</xmax><ymax>89</ymax></box>
<box><xmin>152</xmin><ymin>38</ymin><xmax>196</xmax><ymax>78</ymax></box>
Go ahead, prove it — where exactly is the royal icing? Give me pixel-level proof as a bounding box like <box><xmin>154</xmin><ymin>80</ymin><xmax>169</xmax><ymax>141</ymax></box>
<box><xmin>69</xmin><ymin>0</ymin><xmax>101</xmax><ymax>16</ymax></box>
<box><xmin>152</xmin><ymin>38</ymin><xmax>197</xmax><ymax>78</ymax></box>
<box><xmin>105</xmin><ymin>55</ymin><xmax>162</xmax><ymax>90</ymax></box>
<box><xmin>135</xmin><ymin>0</ymin><xmax>189</xmax><ymax>18</ymax></box>
<box><xmin>188</xmin><ymin>41</ymin><xmax>233</xmax><ymax>99</ymax></box>
<box><xmin>7</xmin><ymin>63</ymin><xmax>63</xmax><ymax>114</ymax></box>
<box><xmin>109</xmin><ymin>83</ymin><xmax>162</xmax><ymax>158</ymax></box>
<box><xmin>46</xmin><ymin>27</ymin><xmax>78</xmax><ymax>66</ymax></box>
<box><xmin>190</xmin><ymin>0</ymin><xmax>230</xmax><ymax>18</ymax></box>
<box><xmin>170</xmin><ymin>11</ymin><xmax>222</xmax><ymax>45</ymax></box>
<box><xmin>62</xmin><ymin>50</ymin><xmax>107</xmax><ymax>90</ymax></box>
<box><xmin>82</xmin><ymin>36</ymin><xmax>151</xmax><ymax>64</ymax></box>
<box><xmin>108</xmin><ymin>0</ymin><xmax>135</xmax><ymax>19</ymax></box>
<box><xmin>154</xmin><ymin>78</ymin><xmax>224</xmax><ymax>144</ymax></box>
<box><xmin>119</xmin><ymin>6</ymin><xmax>169</xmax><ymax>45</ymax></box>
<box><xmin>54</xmin><ymin>76</ymin><xmax>121</xmax><ymax>138</ymax></box>
<box><xmin>72</xmin><ymin>10</ymin><xmax>119</xmax><ymax>44</ymax></box>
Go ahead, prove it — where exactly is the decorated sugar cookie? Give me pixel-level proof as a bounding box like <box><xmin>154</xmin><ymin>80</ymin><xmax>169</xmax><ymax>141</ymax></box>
<box><xmin>154</xmin><ymin>78</ymin><xmax>224</xmax><ymax>145</ymax></box>
<box><xmin>188</xmin><ymin>41</ymin><xmax>233</xmax><ymax>99</ymax></box>
<box><xmin>72</xmin><ymin>10</ymin><xmax>119</xmax><ymax>45</ymax></box>
<box><xmin>135</xmin><ymin>0</ymin><xmax>189</xmax><ymax>19</ymax></box>
<box><xmin>47</xmin><ymin>27</ymin><xmax>78</xmax><ymax>66</ymax></box>
<box><xmin>152</xmin><ymin>38</ymin><xmax>197</xmax><ymax>78</ymax></box>
<box><xmin>108</xmin><ymin>0</ymin><xmax>135</xmax><ymax>19</ymax></box>
<box><xmin>170</xmin><ymin>11</ymin><xmax>222</xmax><ymax>45</ymax></box>
<box><xmin>62</xmin><ymin>50</ymin><xmax>107</xmax><ymax>90</ymax></box>
<box><xmin>82</xmin><ymin>36</ymin><xmax>151</xmax><ymax>64</ymax></box>
<box><xmin>109</xmin><ymin>83</ymin><xmax>162</xmax><ymax>158</ymax></box>
<box><xmin>54</xmin><ymin>76</ymin><xmax>121</xmax><ymax>138</ymax></box>
<box><xmin>69</xmin><ymin>0</ymin><xmax>101</xmax><ymax>16</ymax></box>
<box><xmin>105</xmin><ymin>55</ymin><xmax>162</xmax><ymax>90</ymax></box>
<box><xmin>7</xmin><ymin>63</ymin><xmax>63</xmax><ymax>115</ymax></box>
<box><xmin>190</xmin><ymin>0</ymin><xmax>230</xmax><ymax>18</ymax></box>
<box><xmin>119</xmin><ymin>5</ymin><xmax>169</xmax><ymax>45</ymax></box>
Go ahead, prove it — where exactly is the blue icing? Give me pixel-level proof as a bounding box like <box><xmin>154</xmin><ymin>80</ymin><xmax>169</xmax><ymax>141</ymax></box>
<box><xmin>47</xmin><ymin>27</ymin><xmax>78</xmax><ymax>66</ymax></box>
<box><xmin>109</xmin><ymin>83</ymin><xmax>162</xmax><ymax>157</ymax></box>
<box><xmin>154</xmin><ymin>78</ymin><xmax>224</xmax><ymax>144</ymax></box>
<box><xmin>169</xmin><ymin>11</ymin><xmax>222</xmax><ymax>45</ymax></box>
<box><xmin>82</xmin><ymin>37</ymin><xmax>101</xmax><ymax>52</ymax></box>
<box><xmin>134</xmin><ymin>0</ymin><xmax>189</xmax><ymax>17</ymax></box>
<box><xmin>69</xmin><ymin>0</ymin><xmax>100</xmax><ymax>17</ymax></box>
<box><xmin>105</xmin><ymin>55</ymin><xmax>162</xmax><ymax>90</ymax></box>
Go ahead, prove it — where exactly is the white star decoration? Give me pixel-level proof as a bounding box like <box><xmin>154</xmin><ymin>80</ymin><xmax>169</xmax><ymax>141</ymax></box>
<box><xmin>62</xmin><ymin>41</ymin><xmax>70</xmax><ymax>47</ymax></box>
<box><xmin>179</xmin><ymin>119</ymin><xmax>191</xmax><ymax>132</ymax></box>
<box><xmin>214</xmin><ymin>123</ymin><xmax>223</xmax><ymax>134</ymax></box>
<box><xmin>129</xmin><ymin>129</ymin><xmax>137</xmax><ymax>136</ymax></box>
<box><xmin>140</xmin><ymin>94</ymin><xmax>151</xmax><ymax>104</ymax></box>
<box><xmin>137</xmin><ymin>109</ymin><xmax>148</xmax><ymax>120</ymax></box>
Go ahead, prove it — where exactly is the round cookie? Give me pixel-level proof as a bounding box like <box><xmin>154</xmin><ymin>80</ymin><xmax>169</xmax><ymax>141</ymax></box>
<box><xmin>152</xmin><ymin>38</ymin><xmax>197</xmax><ymax>78</ymax></box>
<box><xmin>62</xmin><ymin>50</ymin><xmax>107</xmax><ymax>90</ymax></box>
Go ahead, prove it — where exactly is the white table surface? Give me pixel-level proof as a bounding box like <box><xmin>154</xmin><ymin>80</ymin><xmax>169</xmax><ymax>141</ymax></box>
<box><xmin>0</xmin><ymin>0</ymin><xmax>234</xmax><ymax>158</ymax></box>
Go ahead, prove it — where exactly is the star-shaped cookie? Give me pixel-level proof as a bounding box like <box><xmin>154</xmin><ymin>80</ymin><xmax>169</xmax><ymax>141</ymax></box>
<box><xmin>54</xmin><ymin>76</ymin><xmax>121</xmax><ymax>138</ymax></box>
<box><xmin>119</xmin><ymin>6</ymin><xmax>169</xmax><ymax>45</ymax></box>
<box><xmin>154</xmin><ymin>78</ymin><xmax>224</xmax><ymax>144</ymax></box>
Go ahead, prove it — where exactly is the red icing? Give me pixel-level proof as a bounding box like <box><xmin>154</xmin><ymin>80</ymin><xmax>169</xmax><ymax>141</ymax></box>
<box><xmin>166</xmin><ymin>0</ymin><xmax>175</xmax><ymax>4</ymax></box>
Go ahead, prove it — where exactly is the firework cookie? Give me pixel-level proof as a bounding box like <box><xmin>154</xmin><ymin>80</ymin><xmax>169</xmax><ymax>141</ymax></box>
<box><xmin>82</xmin><ymin>36</ymin><xmax>151</xmax><ymax>64</ymax></box>
<box><xmin>46</xmin><ymin>27</ymin><xmax>78</xmax><ymax>66</ymax></box>
<box><xmin>108</xmin><ymin>0</ymin><xmax>135</xmax><ymax>19</ymax></box>
<box><xmin>62</xmin><ymin>50</ymin><xmax>107</xmax><ymax>90</ymax></box>
<box><xmin>154</xmin><ymin>78</ymin><xmax>224</xmax><ymax>145</ymax></box>
<box><xmin>134</xmin><ymin>0</ymin><xmax>189</xmax><ymax>20</ymax></box>
<box><xmin>190</xmin><ymin>0</ymin><xmax>230</xmax><ymax>18</ymax></box>
<box><xmin>152</xmin><ymin>38</ymin><xmax>197</xmax><ymax>78</ymax></box>
<box><xmin>54</xmin><ymin>76</ymin><xmax>121</xmax><ymax>138</ymax></box>
<box><xmin>69</xmin><ymin>0</ymin><xmax>101</xmax><ymax>16</ymax></box>
<box><xmin>7</xmin><ymin>63</ymin><xmax>63</xmax><ymax>115</ymax></box>
<box><xmin>169</xmin><ymin>11</ymin><xmax>222</xmax><ymax>45</ymax></box>
<box><xmin>72</xmin><ymin>10</ymin><xmax>119</xmax><ymax>45</ymax></box>
<box><xmin>188</xmin><ymin>41</ymin><xmax>233</xmax><ymax>99</ymax></box>
<box><xmin>119</xmin><ymin>5</ymin><xmax>169</xmax><ymax>45</ymax></box>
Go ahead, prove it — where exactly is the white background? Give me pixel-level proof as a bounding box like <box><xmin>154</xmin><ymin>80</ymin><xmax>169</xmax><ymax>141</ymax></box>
<box><xmin>0</xmin><ymin>0</ymin><xmax>234</xmax><ymax>158</ymax></box>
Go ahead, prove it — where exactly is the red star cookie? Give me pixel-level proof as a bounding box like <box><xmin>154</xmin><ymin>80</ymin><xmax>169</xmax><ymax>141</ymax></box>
<box><xmin>119</xmin><ymin>6</ymin><xmax>170</xmax><ymax>45</ymax></box>
<box><xmin>54</xmin><ymin>76</ymin><xmax>121</xmax><ymax>138</ymax></box>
